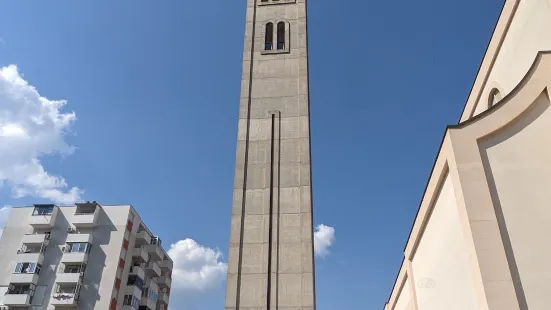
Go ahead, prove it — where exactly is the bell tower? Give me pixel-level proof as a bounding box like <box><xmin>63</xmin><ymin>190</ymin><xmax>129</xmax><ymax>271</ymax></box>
<box><xmin>225</xmin><ymin>0</ymin><xmax>316</xmax><ymax>309</ymax></box>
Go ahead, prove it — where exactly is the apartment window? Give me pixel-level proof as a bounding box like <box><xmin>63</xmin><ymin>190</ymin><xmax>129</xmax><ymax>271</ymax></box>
<box><xmin>277</xmin><ymin>22</ymin><xmax>285</xmax><ymax>50</ymax></box>
<box><xmin>7</xmin><ymin>283</ymin><xmax>35</xmax><ymax>295</ymax></box>
<box><xmin>18</xmin><ymin>243</ymin><xmax>46</xmax><ymax>254</ymax></box>
<box><xmin>14</xmin><ymin>262</ymin><xmax>41</xmax><ymax>274</ymax></box>
<box><xmin>127</xmin><ymin>275</ymin><xmax>144</xmax><ymax>290</ymax></box>
<box><xmin>55</xmin><ymin>284</ymin><xmax>77</xmax><ymax>294</ymax></box>
<box><xmin>142</xmin><ymin>287</ymin><xmax>158</xmax><ymax>303</ymax></box>
<box><xmin>62</xmin><ymin>263</ymin><xmax>86</xmax><ymax>273</ymax></box>
<box><xmin>119</xmin><ymin>258</ymin><xmax>125</xmax><ymax>268</ymax></box>
<box><xmin>32</xmin><ymin>205</ymin><xmax>54</xmax><ymax>216</ymax></box>
<box><xmin>115</xmin><ymin>278</ymin><xmax>121</xmax><ymax>289</ymax></box>
<box><xmin>123</xmin><ymin>294</ymin><xmax>140</xmax><ymax>308</ymax></box>
<box><xmin>151</xmin><ymin>236</ymin><xmax>162</xmax><ymax>246</ymax></box>
<box><xmin>67</xmin><ymin>242</ymin><xmax>91</xmax><ymax>253</ymax></box>
<box><xmin>123</xmin><ymin>239</ymin><xmax>129</xmax><ymax>249</ymax></box>
<box><xmin>488</xmin><ymin>87</ymin><xmax>502</xmax><ymax>108</ymax></box>
<box><xmin>265</xmin><ymin>23</ymin><xmax>274</xmax><ymax>50</ymax></box>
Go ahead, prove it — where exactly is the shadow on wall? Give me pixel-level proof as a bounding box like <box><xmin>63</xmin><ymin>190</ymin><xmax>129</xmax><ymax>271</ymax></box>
<box><xmin>78</xmin><ymin>207</ymin><xmax>115</xmax><ymax>310</ymax></box>
<box><xmin>478</xmin><ymin>91</ymin><xmax>550</xmax><ymax>310</ymax></box>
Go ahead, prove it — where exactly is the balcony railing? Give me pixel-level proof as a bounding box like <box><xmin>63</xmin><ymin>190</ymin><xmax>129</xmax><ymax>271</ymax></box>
<box><xmin>73</xmin><ymin>202</ymin><xmax>100</xmax><ymax>228</ymax></box>
<box><xmin>22</xmin><ymin>232</ymin><xmax>51</xmax><ymax>245</ymax></box>
<box><xmin>158</xmin><ymin>275</ymin><xmax>171</xmax><ymax>289</ymax></box>
<box><xmin>51</xmin><ymin>292</ymin><xmax>79</xmax><ymax>305</ymax></box>
<box><xmin>66</xmin><ymin>232</ymin><xmax>93</xmax><ymax>244</ymax></box>
<box><xmin>145</xmin><ymin>261</ymin><xmax>161</xmax><ymax>277</ymax></box>
<box><xmin>56</xmin><ymin>272</ymin><xmax>83</xmax><ymax>284</ymax></box>
<box><xmin>143</xmin><ymin>243</ymin><xmax>163</xmax><ymax>261</ymax></box>
<box><xmin>3</xmin><ymin>293</ymin><xmax>32</xmax><ymax>306</ymax></box>
<box><xmin>16</xmin><ymin>252</ymin><xmax>45</xmax><ymax>265</ymax></box>
<box><xmin>10</xmin><ymin>272</ymin><xmax>39</xmax><ymax>284</ymax></box>
<box><xmin>29</xmin><ymin>205</ymin><xmax>58</xmax><ymax>228</ymax></box>
<box><xmin>129</xmin><ymin>264</ymin><xmax>146</xmax><ymax>280</ymax></box>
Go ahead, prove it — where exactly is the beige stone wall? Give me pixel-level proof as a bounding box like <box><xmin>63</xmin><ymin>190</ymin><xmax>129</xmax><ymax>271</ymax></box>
<box><xmin>472</xmin><ymin>0</ymin><xmax>551</xmax><ymax>116</ymax></box>
<box><xmin>384</xmin><ymin>1</ymin><xmax>551</xmax><ymax>309</ymax></box>
<box><xmin>411</xmin><ymin>175</ymin><xmax>479</xmax><ymax>310</ymax></box>
<box><xmin>391</xmin><ymin>278</ymin><xmax>413</xmax><ymax>310</ymax></box>
<box><xmin>479</xmin><ymin>91</ymin><xmax>551</xmax><ymax>310</ymax></box>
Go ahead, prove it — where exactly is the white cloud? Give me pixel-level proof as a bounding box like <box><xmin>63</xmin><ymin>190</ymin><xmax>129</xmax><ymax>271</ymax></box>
<box><xmin>314</xmin><ymin>224</ymin><xmax>335</xmax><ymax>257</ymax></box>
<box><xmin>0</xmin><ymin>206</ymin><xmax>11</xmax><ymax>237</ymax></box>
<box><xmin>0</xmin><ymin>64</ymin><xmax>82</xmax><ymax>204</ymax></box>
<box><xmin>168</xmin><ymin>238</ymin><xmax>227</xmax><ymax>291</ymax></box>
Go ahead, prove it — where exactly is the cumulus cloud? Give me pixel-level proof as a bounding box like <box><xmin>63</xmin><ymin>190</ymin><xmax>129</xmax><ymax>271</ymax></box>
<box><xmin>314</xmin><ymin>224</ymin><xmax>335</xmax><ymax>257</ymax></box>
<box><xmin>168</xmin><ymin>238</ymin><xmax>227</xmax><ymax>291</ymax></box>
<box><xmin>0</xmin><ymin>206</ymin><xmax>11</xmax><ymax>237</ymax></box>
<box><xmin>0</xmin><ymin>64</ymin><xmax>82</xmax><ymax>204</ymax></box>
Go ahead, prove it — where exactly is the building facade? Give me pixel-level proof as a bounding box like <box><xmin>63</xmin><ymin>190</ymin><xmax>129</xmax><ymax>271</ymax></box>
<box><xmin>0</xmin><ymin>203</ymin><xmax>173</xmax><ymax>310</ymax></box>
<box><xmin>225</xmin><ymin>0</ymin><xmax>316</xmax><ymax>309</ymax></box>
<box><xmin>384</xmin><ymin>0</ymin><xmax>551</xmax><ymax>310</ymax></box>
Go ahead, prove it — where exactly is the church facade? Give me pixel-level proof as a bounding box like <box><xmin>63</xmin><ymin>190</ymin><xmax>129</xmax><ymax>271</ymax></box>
<box><xmin>384</xmin><ymin>0</ymin><xmax>551</xmax><ymax>310</ymax></box>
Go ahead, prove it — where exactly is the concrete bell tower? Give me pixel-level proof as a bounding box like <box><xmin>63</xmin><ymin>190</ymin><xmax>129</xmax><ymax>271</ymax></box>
<box><xmin>225</xmin><ymin>0</ymin><xmax>316</xmax><ymax>309</ymax></box>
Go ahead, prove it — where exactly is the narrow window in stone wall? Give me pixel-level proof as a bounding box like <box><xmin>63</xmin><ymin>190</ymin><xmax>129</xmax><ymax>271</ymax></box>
<box><xmin>277</xmin><ymin>22</ymin><xmax>285</xmax><ymax>50</ymax></box>
<box><xmin>488</xmin><ymin>87</ymin><xmax>502</xmax><ymax>108</ymax></box>
<box><xmin>265</xmin><ymin>23</ymin><xmax>274</xmax><ymax>50</ymax></box>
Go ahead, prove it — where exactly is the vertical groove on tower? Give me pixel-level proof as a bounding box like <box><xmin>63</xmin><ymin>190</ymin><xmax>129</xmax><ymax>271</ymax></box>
<box><xmin>267</xmin><ymin>113</ymin><xmax>275</xmax><ymax>310</ymax></box>
<box><xmin>234</xmin><ymin>0</ymin><xmax>258</xmax><ymax>309</ymax></box>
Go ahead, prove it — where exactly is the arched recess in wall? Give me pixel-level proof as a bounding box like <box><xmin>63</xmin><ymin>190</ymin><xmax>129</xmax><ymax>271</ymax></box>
<box><xmin>488</xmin><ymin>87</ymin><xmax>503</xmax><ymax>109</ymax></box>
<box><xmin>486</xmin><ymin>81</ymin><xmax>505</xmax><ymax>110</ymax></box>
<box><xmin>277</xmin><ymin>22</ymin><xmax>286</xmax><ymax>50</ymax></box>
<box><xmin>265</xmin><ymin>22</ymin><xmax>274</xmax><ymax>50</ymax></box>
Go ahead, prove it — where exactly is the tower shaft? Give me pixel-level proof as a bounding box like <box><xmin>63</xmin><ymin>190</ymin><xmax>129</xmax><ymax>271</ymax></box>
<box><xmin>225</xmin><ymin>0</ymin><xmax>315</xmax><ymax>309</ymax></box>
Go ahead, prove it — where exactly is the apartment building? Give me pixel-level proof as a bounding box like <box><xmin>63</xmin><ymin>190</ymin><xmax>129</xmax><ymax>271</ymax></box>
<box><xmin>0</xmin><ymin>202</ymin><xmax>173</xmax><ymax>310</ymax></box>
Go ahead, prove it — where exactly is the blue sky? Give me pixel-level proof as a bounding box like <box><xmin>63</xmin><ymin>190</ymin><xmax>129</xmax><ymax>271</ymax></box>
<box><xmin>0</xmin><ymin>0</ymin><xmax>503</xmax><ymax>309</ymax></box>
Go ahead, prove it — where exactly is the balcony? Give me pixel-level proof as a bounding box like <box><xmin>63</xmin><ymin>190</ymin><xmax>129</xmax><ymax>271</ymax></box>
<box><xmin>144</xmin><ymin>243</ymin><xmax>163</xmax><ymax>261</ymax></box>
<box><xmin>158</xmin><ymin>258</ymin><xmax>173</xmax><ymax>271</ymax></box>
<box><xmin>51</xmin><ymin>292</ymin><xmax>79</xmax><ymax>306</ymax></box>
<box><xmin>61</xmin><ymin>242</ymin><xmax>91</xmax><ymax>264</ymax></box>
<box><xmin>29</xmin><ymin>204</ymin><xmax>58</xmax><ymax>228</ymax></box>
<box><xmin>131</xmin><ymin>247</ymin><xmax>149</xmax><ymax>262</ymax></box>
<box><xmin>157</xmin><ymin>275</ymin><xmax>171</xmax><ymax>289</ymax></box>
<box><xmin>56</xmin><ymin>272</ymin><xmax>82</xmax><ymax>283</ymax></box>
<box><xmin>66</xmin><ymin>232</ymin><xmax>93</xmax><ymax>244</ymax></box>
<box><xmin>73</xmin><ymin>202</ymin><xmax>100</xmax><ymax>228</ymax></box>
<box><xmin>136</xmin><ymin>230</ymin><xmax>152</xmax><ymax>246</ymax></box>
<box><xmin>129</xmin><ymin>264</ymin><xmax>146</xmax><ymax>280</ymax></box>
<box><xmin>158</xmin><ymin>292</ymin><xmax>169</xmax><ymax>305</ymax></box>
<box><xmin>51</xmin><ymin>283</ymin><xmax>80</xmax><ymax>307</ymax></box>
<box><xmin>10</xmin><ymin>272</ymin><xmax>39</xmax><ymax>284</ymax></box>
<box><xmin>145</xmin><ymin>261</ymin><xmax>161</xmax><ymax>277</ymax></box>
<box><xmin>16</xmin><ymin>252</ymin><xmax>44</xmax><ymax>265</ymax></box>
<box><xmin>125</xmin><ymin>284</ymin><xmax>142</xmax><ymax>299</ymax></box>
<box><xmin>140</xmin><ymin>295</ymin><xmax>156</xmax><ymax>310</ymax></box>
<box><xmin>3</xmin><ymin>293</ymin><xmax>31</xmax><ymax>306</ymax></box>
<box><xmin>22</xmin><ymin>232</ymin><xmax>51</xmax><ymax>245</ymax></box>
<box><xmin>61</xmin><ymin>252</ymin><xmax>88</xmax><ymax>264</ymax></box>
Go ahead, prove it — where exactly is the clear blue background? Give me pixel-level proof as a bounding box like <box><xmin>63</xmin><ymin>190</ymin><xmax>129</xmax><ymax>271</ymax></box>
<box><xmin>0</xmin><ymin>0</ymin><xmax>503</xmax><ymax>309</ymax></box>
